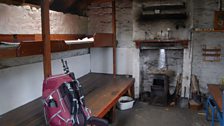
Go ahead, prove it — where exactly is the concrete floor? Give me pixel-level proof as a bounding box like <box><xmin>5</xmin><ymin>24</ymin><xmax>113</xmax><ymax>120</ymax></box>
<box><xmin>112</xmin><ymin>101</ymin><xmax>216</xmax><ymax>126</ymax></box>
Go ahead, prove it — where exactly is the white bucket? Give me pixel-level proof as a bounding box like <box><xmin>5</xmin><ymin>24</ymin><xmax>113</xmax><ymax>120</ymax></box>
<box><xmin>117</xmin><ymin>96</ymin><xmax>135</xmax><ymax>110</ymax></box>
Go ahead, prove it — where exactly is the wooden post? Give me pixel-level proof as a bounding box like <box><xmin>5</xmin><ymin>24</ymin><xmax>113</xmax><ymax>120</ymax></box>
<box><xmin>112</xmin><ymin>0</ymin><xmax>116</xmax><ymax>78</ymax></box>
<box><xmin>109</xmin><ymin>106</ymin><xmax>116</xmax><ymax>123</ymax></box>
<box><xmin>41</xmin><ymin>0</ymin><xmax>52</xmax><ymax>79</ymax></box>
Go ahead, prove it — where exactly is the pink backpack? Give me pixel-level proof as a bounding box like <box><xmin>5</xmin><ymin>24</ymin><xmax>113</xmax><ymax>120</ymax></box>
<box><xmin>42</xmin><ymin>60</ymin><xmax>108</xmax><ymax>126</ymax></box>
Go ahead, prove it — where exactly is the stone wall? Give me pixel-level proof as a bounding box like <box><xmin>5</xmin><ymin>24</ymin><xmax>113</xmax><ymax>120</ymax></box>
<box><xmin>140</xmin><ymin>49</ymin><xmax>183</xmax><ymax>92</ymax></box>
<box><xmin>192</xmin><ymin>32</ymin><xmax>224</xmax><ymax>93</ymax></box>
<box><xmin>191</xmin><ymin>0</ymin><xmax>224</xmax><ymax>93</ymax></box>
<box><xmin>0</xmin><ymin>4</ymin><xmax>88</xmax><ymax>34</ymax></box>
<box><xmin>133</xmin><ymin>0</ymin><xmax>188</xmax><ymax>96</ymax></box>
<box><xmin>87</xmin><ymin>0</ymin><xmax>133</xmax><ymax>48</ymax></box>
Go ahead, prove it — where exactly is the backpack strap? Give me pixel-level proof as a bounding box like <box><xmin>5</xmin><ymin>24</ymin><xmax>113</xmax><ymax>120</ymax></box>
<box><xmin>67</xmin><ymin>73</ymin><xmax>92</xmax><ymax>125</ymax></box>
<box><xmin>64</xmin><ymin>82</ymin><xmax>79</xmax><ymax>124</ymax></box>
<box><xmin>75</xmin><ymin>80</ymin><xmax>85</xmax><ymax>106</ymax></box>
<box><xmin>68</xmin><ymin>72</ymin><xmax>86</xmax><ymax>106</ymax></box>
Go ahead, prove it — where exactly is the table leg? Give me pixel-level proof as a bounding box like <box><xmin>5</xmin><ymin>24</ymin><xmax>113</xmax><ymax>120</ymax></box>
<box><xmin>127</xmin><ymin>85</ymin><xmax>134</xmax><ymax>98</ymax></box>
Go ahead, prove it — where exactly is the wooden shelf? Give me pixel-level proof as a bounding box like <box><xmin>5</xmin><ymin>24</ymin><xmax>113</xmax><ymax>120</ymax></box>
<box><xmin>142</xmin><ymin>3</ymin><xmax>185</xmax><ymax>11</ymax></box>
<box><xmin>0</xmin><ymin>33</ymin><xmax>113</xmax><ymax>58</ymax></box>
<box><xmin>0</xmin><ymin>34</ymin><xmax>85</xmax><ymax>42</ymax></box>
<box><xmin>141</xmin><ymin>13</ymin><xmax>187</xmax><ymax>20</ymax></box>
<box><xmin>0</xmin><ymin>41</ymin><xmax>94</xmax><ymax>58</ymax></box>
<box><xmin>141</xmin><ymin>2</ymin><xmax>187</xmax><ymax>20</ymax></box>
<box><xmin>193</xmin><ymin>28</ymin><xmax>224</xmax><ymax>32</ymax></box>
<box><xmin>202</xmin><ymin>53</ymin><xmax>221</xmax><ymax>57</ymax></box>
<box><xmin>135</xmin><ymin>39</ymin><xmax>189</xmax><ymax>49</ymax></box>
<box><xmin>202</xmin><ymin>45</ymin><xmax>221</xmax><ymax>62</ymax></box>
<box><xmin>202</xmin><ymin>48</ymin><xmax>221</xmax><ymax>52</ymax></box>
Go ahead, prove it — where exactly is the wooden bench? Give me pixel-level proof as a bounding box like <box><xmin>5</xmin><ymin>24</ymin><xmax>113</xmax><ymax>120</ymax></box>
<box><xmin>0</xmin><ymin>73</ymin><xmax>135</xmax><ymax>125</ymax></box>
<box><xmin>207</xmin><ymin>84</ymin><xmax>222</xmax><ymax>111</ymax></box>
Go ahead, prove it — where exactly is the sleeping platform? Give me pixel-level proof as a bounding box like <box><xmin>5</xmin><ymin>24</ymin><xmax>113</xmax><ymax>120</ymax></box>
<box><xmin>0</xmin><ymin>33</ymin><xmax>113</xmax><ymax>58</ymax></box>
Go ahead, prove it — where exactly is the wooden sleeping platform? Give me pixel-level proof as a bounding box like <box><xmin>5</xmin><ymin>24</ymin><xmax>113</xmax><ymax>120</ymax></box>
<box><xmin>0</xmin><ymin>73</ymin><xmax>135</xmax><ymax>126</ymax></box>
<box><xmin>0</xmin><ymin>33</ymin><xmax>113</xmax><ymax>58</ymax></box>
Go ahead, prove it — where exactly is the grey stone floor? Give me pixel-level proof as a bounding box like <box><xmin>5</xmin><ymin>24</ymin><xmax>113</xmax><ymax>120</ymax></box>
<box><xmin>112</xmin><ymin>101</ymin><xmax>217</xmax><ymax>126</ymax></box>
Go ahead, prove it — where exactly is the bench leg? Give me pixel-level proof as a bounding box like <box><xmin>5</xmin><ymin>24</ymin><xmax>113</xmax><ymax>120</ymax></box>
<box><xmin>108</xmin><ymin>106</ymin><xmax>116</xmax><ymax>123</ymax></box>
<box><xmin>127</xmin><ymin>85</ymin><xmax>134</xmax><ymax>98</ymax></box>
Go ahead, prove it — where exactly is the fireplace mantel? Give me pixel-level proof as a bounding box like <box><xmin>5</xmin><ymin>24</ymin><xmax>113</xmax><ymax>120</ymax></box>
<box><xmin>134</xmin><ymin>39</ymin><xmax>189</xmax><ymax>49</ymax></box>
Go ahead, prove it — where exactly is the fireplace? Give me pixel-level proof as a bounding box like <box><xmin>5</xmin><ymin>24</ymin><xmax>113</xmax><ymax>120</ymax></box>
<box><xmin>151</xmin><ymin>74</ymin><xmax>169</xmax><ymax>106</ymax></box>
<box><xmin>140</xmin><ymin>49</ymin><xmax>183</xmax><ymax>105</ymax></box>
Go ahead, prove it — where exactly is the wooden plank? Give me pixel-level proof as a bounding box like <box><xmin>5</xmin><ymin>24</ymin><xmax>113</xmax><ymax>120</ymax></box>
<box><xmin>68</xmin><ymin>42</ymin><xmax>94</xmax><ymax>50</ymax></box>
<box><xmin>0</xmin><ymin>33</ymin><xmax>115</xmax><ymax>58</ymax></box>
<box><xmin>84</xmin><ymin>73</ymin><xmax>134</xmax><ymax>118</ymax></box>
<box><xmin>17</xmin><ymin>41</ymin><xmax>43</xmax><ymax>56</ymax></box>
<box><xmin>142</xmin><ymin>3</ymin><xmax>186</xmax><ymax>11</ymax></box>
<box><xmin>91</xmin><ymin>0</ymin><xmax>112</xmax><ymax>3</ymax></box>
<box><xmin>50</xmin><ymin>34</ymin><xmax>84</xmax><ymax>40</ymax></box>
<box><xmin>51</xmin><ymin>40</ymin><xmax>69</xmax><ymax>52</ymax></box>
<box><xmin>202</xmin><ymin>48</ymin><xmax>221</xmax><ymax>52</ymax></box>
<box><xmin>207</xmin><ymin>84</ymin><xmax>222</xmax><ymax>111</ymax></box>
<box><xmin>135</xmin><ymin>39</ymin><xmax>189</xmax><ymax>48</ymax></box>
<box><xmin>0</xmin><ymin>41</ymin><xmax>94</xmax><ymax>58</ymax></box>
<box><xmin>193</xmin><ymin>28</ymin><xmax>224</xmax><ymax>32</ymax></box>
<box><xmin>0</xmin><ymin>98</ymin><xmax>44</xmax><ymax>126</ymax></box>
<box><xmin>0</xmin><ymin>34</ymin><xmax>86</xmax><ymax>42</ymax></box>
<box><xmin>0</xmin><ymin>48</ymin><xmax>17</xmax><ymax>58</ymax></box>
<box><xmin>0</xmin><ymin>34</ymin><xmax>37</xmax><ymax>42</ymax></box>
<box><xmin>41</xmin><ymin>0</ymin><xmax>52</xmax><ymax>78</ymax></box>
<box><xmin>202</xmin><ymin>53</ymin><xmax>221</xmax><ymax>57</ymax></box>
<box><xmin>94</xmin><ymin>33</ymin><xmax>113</xmax><ymax>47</ymax></box>
<box><xmin>0</xmin><ymin>0</ymin><xmax>25</xmax><ymax>5</ymax></box>
<box><xmin>112</xmin><ymin>0</ymin><xmax>117</xmax><ymax>78</ymax></box>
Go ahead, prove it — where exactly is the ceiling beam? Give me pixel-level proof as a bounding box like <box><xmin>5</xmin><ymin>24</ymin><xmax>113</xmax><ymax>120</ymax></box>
<box><xmin>0</xmin><ymin>0</ymin><xmax>25</xmax><ymax>5</ymax></box>
<box><xmin>90</xmin><ymin>0</ymin><xmax>112</xmax><ymax>3</ymax></box>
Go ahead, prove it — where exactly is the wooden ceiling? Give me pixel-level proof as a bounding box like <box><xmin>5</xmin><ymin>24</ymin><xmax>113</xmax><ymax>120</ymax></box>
<box><xmin>0</xmin><ymin>0</ymin><xmax>112</xmax><ymax>15</ymax></box>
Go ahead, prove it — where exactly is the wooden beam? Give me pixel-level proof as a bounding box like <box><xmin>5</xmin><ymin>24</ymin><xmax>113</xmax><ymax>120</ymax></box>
<box><xmin>41</xmin><ymin>0</ymin><xmax>52</xmax><ymax>79</ymax></box>
<box><xmin>0</xmin><ymin>0</ymin><xmax>25</xmax><ymax>5</ymax></box>
<box><xmin>90</xmin><ymin>0</ymin><xmax>112</xmax><ymax>3</ymax></box>
<box><xmin>112</xmin><ymin>0</ymin><xmax>116</xmax><ymax>78</ymax></box>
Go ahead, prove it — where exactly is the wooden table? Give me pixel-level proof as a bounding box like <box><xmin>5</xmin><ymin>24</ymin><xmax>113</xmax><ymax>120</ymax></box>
<box><xmin>207</xmin><ymin>84</ymin><xmax>224</xmax><ymax>126</ymax></box>
<box><xmin>79</xmin><ymin>73</ymin><xmax>135</xmax><ymax>118</ymax></box>
<box><xmin>207</xmin><ymin>84</ymin><xmax>223</xmax><ymax>111</ymax></box>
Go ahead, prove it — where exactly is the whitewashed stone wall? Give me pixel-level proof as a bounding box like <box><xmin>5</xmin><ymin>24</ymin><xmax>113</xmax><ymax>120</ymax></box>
<box><xmin>191</xmin><ymin>0</ymin><xmax>224</xmax><ymax>93</ymax></box>
<box><xmin>0</xmin><ymin>3</ymin><xmax>88</xmax><ymax>34</ymax></box>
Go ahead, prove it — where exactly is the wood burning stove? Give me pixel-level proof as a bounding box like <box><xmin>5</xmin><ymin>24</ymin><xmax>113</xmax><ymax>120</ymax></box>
<box><xmin>151</xmin><ymin>74</ymin><xmax>169</xmax><ymax>106</ymax></box>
